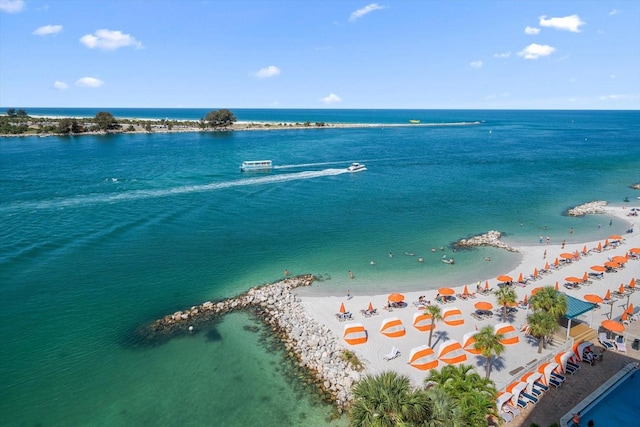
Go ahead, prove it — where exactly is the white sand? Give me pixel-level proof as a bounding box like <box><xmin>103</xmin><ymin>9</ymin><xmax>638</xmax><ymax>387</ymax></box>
<box><xmin>296</xmin><ymin>205</ymin><xmax>640</xmax><ymax>391</ymax></box>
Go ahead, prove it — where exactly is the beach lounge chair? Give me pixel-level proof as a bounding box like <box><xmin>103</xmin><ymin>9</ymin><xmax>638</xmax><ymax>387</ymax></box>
<box><xmin>504</xmin><ymin>403</ymin><xmax>520</xmax><ymax>417</ymax></box>
<box><xmin>520</xmin><ymin>391</ymin><xmax>538</xmax><ymax>404</ymax></box>
<box><xmin>551</xmin><ymin>372</ymin><xmax>565</xmax><ymax>383</ymax></box>
<box><xmin>533</xmin><ymin>381</ymin><xmax>549</xmax><ymax>392</ymax></box>
<box><xmin>383</xmin><ymin>346</ymin><xmax>400</xmax><ymax>361</ymax></box>
<box><xmin>515</xmin><ymin>397</ymin><xmax>528</xmax><ymax>408</ymax></box>
<box><xmin>567</xmin><ymin>361</ymin><xmax>581</xmax><ymax>372</ymax></box>
<box><xmin>501</xmin><ymin>411</ymin><xmax>513</xmax><ymax>423</ymax></box>
<box><xmin>615</xmin><ymin>336</ymin><xmax>627</xmax><ymax>353</ymax></box>
<box><xmin>599</xmin><ymin>333</ymin><xmax>614</xmax><ymax>350</ymax></box>
<box><xmin>548</xmin><ymin>377</ymin><xmax>561</xmax><ymax>388</ymax></box>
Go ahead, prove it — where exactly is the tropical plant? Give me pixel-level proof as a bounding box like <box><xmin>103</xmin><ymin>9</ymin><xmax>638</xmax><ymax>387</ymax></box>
<box><xmin>424</xmin><ymin>305</ymin><xmax>442</xmax><ymax>347</ymax></box>
<box><xmin>527</xmin><ymin>310</ymin><xmax>558</xmax><ymax>353</ymax></box>
<box><xmin>204</xmin><ymin>108</ymin><xmax>237</xmax><ymax>129</ymax></box>
<box><xmin>422</xmin><ymin>386</ymin><xmax>464</xmax><ymax>427</ymax></box>
<box><xmin>473</xmin><ymin>325</ymin><xmax>505</xmax><ymax>379</ymax></box>
<box><xmin>94</xmin><ymin>111</ymin><xmax>118</xmax><ymax>131</ymax></box>
<box><xmin>425</xmin><ymin>364</ymin><xmax>497</xmax><ymax>426</ymax></box>
<box><xmin>494</xmin><ymin>286</ymin><xmax>517</xmax><ymax>321</ymax></box>
<box><xmin>530</xmin><ymin>286</ymin><xmax>567</xmax><ymax>320</ymax></box>
<box><xmin>349</xmin><ymin>371</ymin><xmax>431</xmax><ymax>427</ymax></box>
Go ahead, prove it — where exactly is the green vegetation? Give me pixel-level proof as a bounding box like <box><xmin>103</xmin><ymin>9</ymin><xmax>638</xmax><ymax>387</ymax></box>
<box><xmin>473</xmin><ymin>325</ymin><xmax>505</xmax><ymax>379</ymax></box>
<box><xmin>203</xmin><ymin>108</ymin><xmax>237</xmax><ymax>129</ymax></box>
<box><xmin>424</xmin><ymin>304</ymin><xmax>442</xmax><ymax>347</ymax></box>
<box><xmin>341</xmin><ymin>350</ymin><xmax>364</xmax><ymax>371</ymax></box>
<box><xmin>349</xmin><ymin>371</ymin><xmax>463</xmax><ymax>427</ymax></box>
<box><xmin>528</xmin><ymin>286</ymin><xmax>568</xmax><ymax>353</ymax></box>
<box><xmin>494</xmin><ymin>286</ymin><xmax>517</xmax><ymax>321</ymax></box>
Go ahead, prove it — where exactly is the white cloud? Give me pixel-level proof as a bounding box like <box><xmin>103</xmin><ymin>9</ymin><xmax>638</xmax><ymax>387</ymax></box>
<box><xmin>599</xmin><ymin>94</ymin><xmax>630</xmax><ymax>100</ymax></box>
<box><xmin>349</xmin><ymin>3</ymin><xmax>384</xmax><ymax>22</ymax></box>
<box><xmin>254</xmin><ymin>65</ymin><xmax>281</xmax><ymax>79</ymax></box>
<box><xmin>321</xmin><ymin>93</ymin><xmax>342</xmax><ymax>104</ymax></box>
<box><xmin>524</xmin><ymin>26</ymin><xmax>540</xmax><ymax>35</ymax></box>
<box><xmin>494</xmin><ymin>51</ymin><xmax>511</xmax><ymax>59</ymax></box>
<box><xmin>76</xmin><ymin>77</ymin><xmax>104</xmax><ymax>88</ymax></box>
<box><xmin>53</xmin><ymin>81</ymin><xmax>68</xmax><ymax>90</ymax></box>
<box><xmin>33</xmin><ymin>25</ymin><xmax>63</xmax><ymax>36</ymax></box>
<box><xmin>469</xmin><ymin>61</ymin><xmax>482</xmax><ymax>69</ymax></box>
<box><xmin>80</xmin><ymin>29</ymin><xmax>142</xmax><ymax>50</ymax></box>
<box><xmin>517</xmin><ymin>43</ymin><xmax>555</xmax><ymax>59</ymax></box>
<box><xmin>609</xmin><ymin>9</ymin><xmax>619</xmax><ymax>16</ymax></box>
<box><xmin>0</xmin><ymin>0</ymin><xmax>24</xmax><ymax>13</ymax></box>
<box><xmin>539</xmin><ymin>15</ymin><xmax>585</xmax><ymax>32</ymax></box>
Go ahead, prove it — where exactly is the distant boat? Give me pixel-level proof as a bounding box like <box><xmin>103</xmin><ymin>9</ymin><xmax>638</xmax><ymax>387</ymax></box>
<box><xmin>409</xmin><ymin>119</ymin><xmax>420</xmax><ymax>124</ymax></box>
<box><xmin>240</xmin><ymin>160</ymin><xmax>272</xmax><ymax>172</ymax></box>
<box><xmin>347</xmin><ymin>162</ymin><xmax>367</xmax><ymax>173</ymax></box>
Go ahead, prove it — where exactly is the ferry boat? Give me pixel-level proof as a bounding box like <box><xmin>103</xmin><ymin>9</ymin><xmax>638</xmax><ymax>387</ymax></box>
<box><xmin>347</xmin><ymin>162</ymin><xmax>367</xmax><ymax>173</ymax></box>
<box><xmin>240</xmin><ymin>160</ymin><xmax>272</xmax><ymax>172</ymax></box>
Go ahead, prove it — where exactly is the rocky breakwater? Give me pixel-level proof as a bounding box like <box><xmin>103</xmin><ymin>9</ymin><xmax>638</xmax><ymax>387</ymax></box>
<box><xmin>567</xmin><ymin>200</ymin><xmax>608</xmax><ymax>216</ymax></box>
<box><xmin>146</xmin><ymin>274</ymin><xmax>360</xmax><ymax>410</ymax></box>
<box><xmin>456</xmin><ymin>230</ymin><xmax>519</xmax><ymax>252</ymax></box>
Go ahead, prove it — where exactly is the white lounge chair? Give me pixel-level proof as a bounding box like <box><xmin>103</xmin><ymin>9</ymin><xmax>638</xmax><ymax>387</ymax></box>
<box><xmin>383</xmin><ymin>346</ymin><xmax>400</xmax><ymax>361</ymax></box>
<box><xmin>616</xmin><ymin>336</ymin><xmax>627</xmax><ymax>353</ymax></box>
<box><xmin>599</xmin><ymin>333</ymin><xmax>614</xmax><ymax>350</ymax></box>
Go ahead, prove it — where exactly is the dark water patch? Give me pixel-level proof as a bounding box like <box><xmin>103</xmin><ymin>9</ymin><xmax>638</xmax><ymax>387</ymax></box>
<box><xmin>204</xmin><ymin>327</ymin><xmax>222</xmax><ymax>342</ymax></box>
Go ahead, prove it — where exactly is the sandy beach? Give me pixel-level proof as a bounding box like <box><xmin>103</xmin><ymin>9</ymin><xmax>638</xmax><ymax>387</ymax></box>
<box><xmin>296</xmin><ymin>205</ymin><xmax>640</xmax><ymax>395</ymax></box>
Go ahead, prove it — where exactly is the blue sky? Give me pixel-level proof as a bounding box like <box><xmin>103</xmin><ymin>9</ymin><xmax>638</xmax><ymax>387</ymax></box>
<box><xmin>1</xmin><ymin>0</ymin><xmax>638</xmax><ymax>109</ymax></box>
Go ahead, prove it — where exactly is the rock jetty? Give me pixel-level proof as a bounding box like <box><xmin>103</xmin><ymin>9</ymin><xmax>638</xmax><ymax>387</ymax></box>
<box><xmin>456</xmin><ymin>230</ymin><xmax>519</xmax><ymax>252</ymax></box>
<box><xmin>567</xmin><ymin>201</ymin><xmax>608</xmax><ymax>216</ymax></box>
<box><xmin>146</xmin><ymin>275</ymin><xmax>360</xmax><ymax>410</ymax></box>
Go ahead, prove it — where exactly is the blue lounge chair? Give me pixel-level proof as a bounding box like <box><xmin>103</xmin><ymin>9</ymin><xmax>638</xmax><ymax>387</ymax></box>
<box><xmin>530</xmin><ymin>386</ymin><xmax>543</xmax><ymax>397</ymax></box>
<box><xmin>534</xmin><ymin>381</ymin><xmax>549</xmax><ymax>391</ymax></box>
<box><xmin>565</xmin><ymin>364</ymin><xmax>578</xmax><ymax>375</ymax></box>
<box><xmin>549</xmin><ymin>377</ymin><xmax>561</xmax><ymax>388</ymax></box>
<box><xmin>521</xmin><ymin>391</ymin><xmax>538</xmax><ymax>404</ymax></box>
<box><xmin>551</xmin><ymin>372</ymin><xmax>566</xmax><ymax>383</ymax></box>
<box><xmin>567</xmin><ymin>361</ymin><xmax>580</xmax><ymax>371</ymax></box>
<box><xmin>516</xmin><ymin>398</ymin><xmax>528</xmax><ymax>408</ymax></box>
<box><xmin>599</xmin><ymin>333</ymin><xmax>614</xmax><ymax>350</ymax></box>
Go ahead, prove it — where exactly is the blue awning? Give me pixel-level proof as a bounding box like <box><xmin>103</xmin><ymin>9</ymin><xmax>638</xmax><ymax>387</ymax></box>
<box><xmin>563</xmin><ymin>293</ymin><xmax>595</xmax><ymax>319</ymax></box>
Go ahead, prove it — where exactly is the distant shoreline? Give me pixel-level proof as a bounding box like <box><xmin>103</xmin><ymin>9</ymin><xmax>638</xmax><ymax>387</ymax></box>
<box><xmin>0</xmin><ymin>114</ymin><xmax>482</xmax><ymax>138</ymax></box>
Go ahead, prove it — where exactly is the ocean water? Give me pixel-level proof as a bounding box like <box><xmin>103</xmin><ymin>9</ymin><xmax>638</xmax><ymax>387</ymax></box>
<box><xmin>1</xmin><ymin>109</ymin><xmax>639</xmax><ymax>426</ymax></box>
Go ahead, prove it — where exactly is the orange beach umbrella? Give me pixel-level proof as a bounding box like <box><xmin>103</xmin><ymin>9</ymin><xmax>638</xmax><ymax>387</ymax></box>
<box><xmin>619</xmin><ymin>283</ymin><xmax>625</xmax><ymax>294</ymax></box>
<box><xmin>605</xmin><ymin>261</ymin><xmax>620</xmax><ymax>268</ymax></box>
<box><xmin>609</xmin><ymin>235</ymin><xmax>622</xmax><ymax>241</ymax></box>
<box><xmin>554</xmin><ymin>258</ymin><xmax>560</xmax><ymax>266</ymax></box>
<box><xmin>622</xmin><ymin>311</ymin><xmax>629</xmax><ymax>322</ymax></box>
<box><xmin>629</xmin><ymin>247</ymin><xmax>640</xmax><ymax>254</ymax></box>
<box><xmin>582</xmin><ymin>245</ymin><xmax>588</xmax><ymax>255</ymax></box>
<box><xmin>523</xmin><ymin>294</ymin><xmax>528</xmax><ymax>305</ymax></box>
<box><xmin>388</xmin><ymin>293</ymin><xmax>405</xmax><ymax>303</ymax></box>
<box><xmin>597</xmin><ymin>242</ymin><xmax>602</xmax><ymax>251</ymax></box>
<box><xmin>368</xmin><ymin>301</ymin><xmax>374</xmax><ymax>312</ymax></box>
<box><xmin>601</xmin><ymin>319</ymin><xmax>625</xmax><ymax>333</ymax></box>
<box><xmin>583</xmin><ymin>272</ymin><xmax>589</xmax><ymax>282</ymax></box>
<box><xmin>485</xmin><ymin>281</ymin><xmax>489</xmax><ymax>291</ymax></box>
<box><xmin>612</xmin><ymin>256</ymin><xmax>627</xmax><ymax>264</ymax></box>
<box><xmin>339</xmin><ymin>302</ymin><xmax>346</xmax><ymax>313</ymax></box>
<box><xmin>544</xmin><ymin>262</ymin><xmax>550</xmax><ymax>270</ymax></box>
<box><xmin>560</xmin><ymin>253</ymin><xmax>575</xmax><ymax>259</ymax></box>
<box><xmin>463</xmin><ymin>285</ymin><xmax>469</xmax><ymax>296</ymax></box>
<box><xmin>531</xmin><ymin>287</ymin><xmax>542</xmax><ymax>295</ymax></box>
<box><xmin>584</xmin><ymin>294</ymin><xmax>603</xmax><ymax>304</ymax></box>
<box><xmin>474</xmin><ymin>301</ymin><xmax>493</xmax><ymax>311</ymax></box>
<box><xmin>533</xmin><ymin>268</ymin><xmax>539</xmax><ymax>277</ymax></box>
<box><xmin>555</xmin><ymin>281</ymin><xmax>559</xmax><ymax>291</ymax></box>
<box><xmin>630</xmin><ymin>278</ymin><xmax>636</xmax><ymax>289</ymax></box>
<box><xmin>497</xmin><ymin>275</ymin><xmax>513</xmax><ymax>283</ymax></box>
<box><xmin>517</xmin><ymin>273</ymin><xmax>524</xmax><ymax>282</ymax></box>
<box><xmin>438</xmin><ymin>287</ymin><xmax>455</xmax><ymax>296</ymax></box>
<box><xmin>566</xmin><ymin>277</ymin><xmax>582</xmax><ymax>283</ymax></box>
<box><xmin>605</xmin><ymin>239</ymin><xmax>610</xmax><ymax>247</ymax></box>
<box><xmin>591</xmin><ymin>265</ymin><xmax>606</xmax><ymax>272</ymax></box>
<box><xmin>604</xmin><ymin>290</ymin><xmax>611</xmax><ymax>300</ymax></box>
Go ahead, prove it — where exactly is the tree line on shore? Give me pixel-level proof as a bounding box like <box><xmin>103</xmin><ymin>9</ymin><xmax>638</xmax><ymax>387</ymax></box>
<box><xmin>0</xmin><ymin>108</ymin><xmax>237</xmax><ymax>136</ymax></box>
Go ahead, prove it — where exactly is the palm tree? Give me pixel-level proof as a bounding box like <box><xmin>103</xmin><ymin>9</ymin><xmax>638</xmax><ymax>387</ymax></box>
<box><xmin>424</xmin><ymin>364</ymin><xmax>497</xmax><ymax>426</ymax></box>
<box><xmin>424</xmin><ymin>305</ymin><xmax>442</xmax><ymax>347</ymax></box>
<box><xmin>530</xmin><ymin>286</ymin><xmax>567</xmax><ymax>319</ymax></box>
<box><xmin>494</xmin><ymin>286</ymin><xmax>517</xmax><ymax>321</ymax></box>
<box><xmin>349</xmin><ymin>371</ymin><xmax>430</xmax><ymax>427</ymax></box>
<box><xmin>422</xmin><ymin>386</ymin><xmax>464</xmax><ymax>427</ymax></box>
<box><xmin>528</xmin><ymin>311</ymin><xmax>557</xmax><ymax>353</ymax></box>
<box><xmin>473</xmin><ymin>325</ymin><xmax>505</xmax><ymax>379</ymax></box>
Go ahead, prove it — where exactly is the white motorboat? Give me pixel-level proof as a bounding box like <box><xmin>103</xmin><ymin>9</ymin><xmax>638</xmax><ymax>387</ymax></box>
<box><xmin>240</xmin><ymin>160</ymin><xmax>272</xmax><ymax>172</ymax></box>
<box><xmin>347</xmin><ymin>162</ymin><xmax>367</xmax><ymax>173</ymax></box>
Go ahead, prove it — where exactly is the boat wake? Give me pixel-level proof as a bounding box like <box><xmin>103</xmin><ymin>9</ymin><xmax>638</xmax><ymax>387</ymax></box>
<box><xmin>273</xmin><ymin>161</ymin><xmax>350</xmax><ymax>170</ymax></box>
<box><xmin>2</xmin><ymin>168</ymin><xmax>350</xmax><ymax>211</ymax></box>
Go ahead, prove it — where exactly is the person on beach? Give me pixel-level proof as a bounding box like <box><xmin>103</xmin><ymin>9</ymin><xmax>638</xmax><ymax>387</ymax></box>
<box><xmin>543</xmin><ymin>249</ymin><xmax>547</xmax><ymax>259</ymax></box>
<box><xmin>572</xmin><ymin>411</ymin><xmax>580</xmax><ymax>426</ymax></box>
<box><xmin>570</xmin><ymin>227</ymin><xmax>573</xmax><ymax>235</ymax></box>
<box><xmin>347</xmin><ymin>290</ymin><xmax>351</xmax><ymax>299</ymax></box>
<box><xmin>540</xmin><ymin>235</ymin><xmax>543</xmax><ymax>243</ymax></box>
<box><xmin>546</xmin><ymin>236</ymin><xmax>550</xmax><ymax>244</ymax></box>
<box><xmin>562</xmin><ymin>240</ymin><xmax>566</xmax><ymax>249</ymax></box>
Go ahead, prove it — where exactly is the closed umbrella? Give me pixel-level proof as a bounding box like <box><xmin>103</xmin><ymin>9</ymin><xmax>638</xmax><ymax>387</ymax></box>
<box><xmin>626</xmin><ymin>303</ymin><xmax>634</xmax><ymax>315</ymax></box>
<box><xmin>555</xmin><ymin>281</ymin><xmax>559</xmax><ymax>291</ymax></box>
<box><xmin>554</xmin><ymin>258</ymin><xmax>560</xmax><ymax>266</ymax></box>
<box><xmin>533</xmin><ymin>268</ymin><xmax>539</xmax><ymax>277</ymax></box>
<box><xmin>462</xmin><ymin>285</ymin><xmax>469</xmax><ymax>296</ymax></box>
<box><xmin>368</xmin><ymin>301</ymin><xmax>374</xmax><ymax>312</ymax></box>
<box><xmin>544</xmin><ymin>262</ymin><xmax>550</xmax><ymax>270</ymax></box>
<box><xmin>582</xmin><ymin>245</ymin><xmax>588</xmax><ymax>255</ymax></box>
<box><xmin>604</xmin><ymin>290</ymin><xmax>611</xmax><ymax>300</ymax></box>
<box><xmin>597</xmin><ymin>242</ymin><xmax>602</xmax><ymax>251</ymax></box>
<box><xmin>517</xmin><ymin>273</ymin><xmax>524</xmax><ymax>282</ymax></box>
<box><xmin>583</xmin><ymin>272</ymin><xmax>589</xmax><ymax>282</ymax></box>
<box><xmin>630</xmin><ymin>278</ymin><xmax>636</xmax><ymax>290</ymax></box>
<box><xmin>523</xmin><ymin>294</ymin><xmax>528</xmax><ymax>305</ymax></box>
<box><xmin>619</xmin><ymin>283</ymin><xmax>625</xmax><ymax>294</ymax></box>
<box><xmin>485</xmin><ymin>281</ymin><xmax>489</xmax><ymax>291</ymax></box>
<box><xmin>339</xmin><ymin>302</ymin><xmax>346</xmax><ymax>313</ymax></box>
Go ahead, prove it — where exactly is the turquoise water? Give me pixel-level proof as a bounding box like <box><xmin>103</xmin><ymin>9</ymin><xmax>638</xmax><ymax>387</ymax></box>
<box><xmin>1</xmin><ymin>110</ymin><xmax>639</xmax><ymax>426</ymax></box>
<box><xmin>577</xmin><ymin>368</ymin><xmax>640</xmax><ymax>425</ymax></box>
